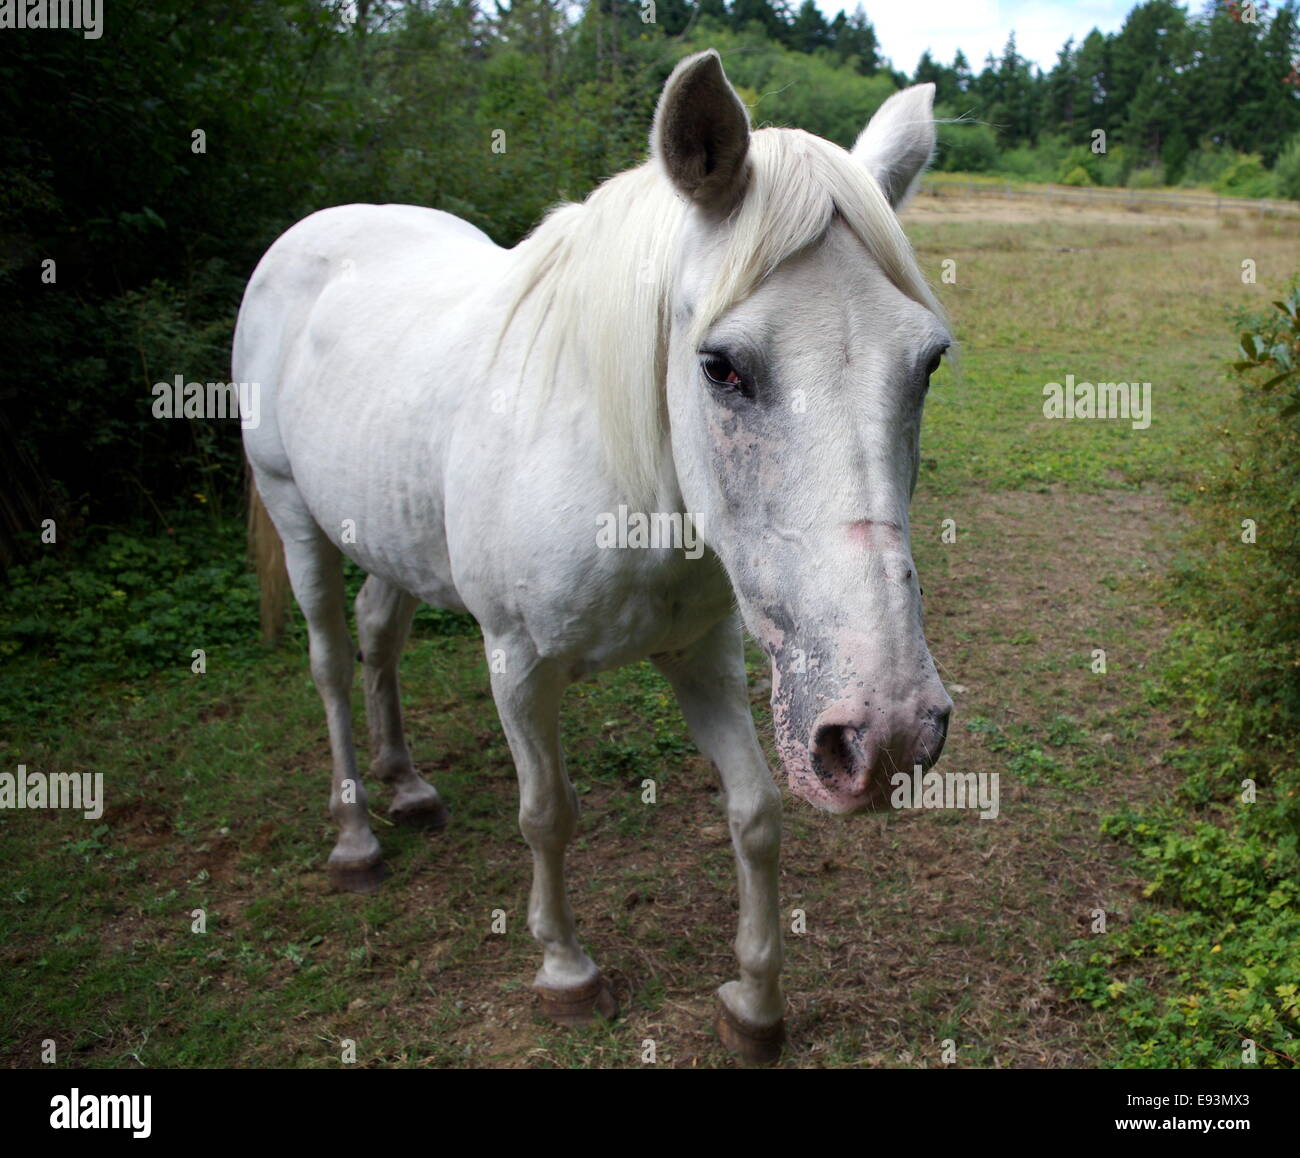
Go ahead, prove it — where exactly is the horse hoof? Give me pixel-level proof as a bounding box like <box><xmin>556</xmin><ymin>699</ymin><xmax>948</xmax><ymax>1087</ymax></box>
<box><xmin>715</xmin><ymin>998</ymin><xmax>784</xmax><ymax>1064</ymax></box>
<box><xmin>328</xmin><ymin>856</ymin><xmax>388</xmax><ymax>895</ymax></box>
<box><xmin>536</xmin><ymin>975</ymin><xmax>618</xmax><ymax>1027</ymax></box>
<box><xmin>390</xmin><ymin>798</ymin><xmax>450</xmax><ymax>831</ymax></box>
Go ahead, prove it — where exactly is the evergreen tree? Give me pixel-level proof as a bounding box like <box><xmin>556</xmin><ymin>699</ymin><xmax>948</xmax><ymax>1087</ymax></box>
<box><xmin>951</xmin><ymin>49</ymin><xmax>973</xmax><ymax>95</ymax></box>
<box><xmin>731</xmin><ymin>0</ymin><xmax>786</xmax><ymax>39</ymax></box>
<box><xmin>790</xmin><ymin>0</ymin><xmax>831</xmax><ymax>53</ymax></box>
<box><xmin>1042</xmin><ymin>37</ymin><xmax>1079</xmax><ymax>134</ymax></box>
<box><xmin>913</xmin><ymin>49</ymin><xmax>960</xmax><ymax>106</ymax></box>
<box><xmin>697</xmin><ymin>0</ymin><xmax>729</xmax><ymax>24</ymax></box>
<box><xmin>832</xmin><ymin>5</ymin><xmax>881</xmax><ymax>75</ymax></box>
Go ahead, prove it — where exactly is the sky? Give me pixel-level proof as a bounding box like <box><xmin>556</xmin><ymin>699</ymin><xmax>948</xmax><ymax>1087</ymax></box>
<box><xmin>815</xmin><ymin>0</ymin><xmax>1139</xmax><ymax>74</ymax></box>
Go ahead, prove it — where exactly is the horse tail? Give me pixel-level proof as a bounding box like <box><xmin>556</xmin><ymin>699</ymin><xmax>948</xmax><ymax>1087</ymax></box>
<box><xmin>247</xmin><ymin>464</ymin><xmax>289</xmax><ymax>645</ymax></box>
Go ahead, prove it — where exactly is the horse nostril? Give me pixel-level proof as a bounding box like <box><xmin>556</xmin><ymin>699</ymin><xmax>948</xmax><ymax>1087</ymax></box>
<box><xmin>811</xmin><ymin>723</ymin><xmax>871</xmax><ymax>787</ymax></box>
<box><xmin>915</xmin><ymin>705</ymin><xmax>951</xmax><ymax>773</ymax></box>
<box><xmin>812</xmin><ymin>724</ymin><xmax>851</xmax><ymax>766</ymax></box>
<box><xmin>931</xmin><ymin>705</ymin><xmax>951</xmax><ymax>739</ymax></box>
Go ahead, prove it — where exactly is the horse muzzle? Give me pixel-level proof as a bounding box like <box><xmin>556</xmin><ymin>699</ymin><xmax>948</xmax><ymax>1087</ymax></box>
<box><xmin>773</xmin><ymin>676</ymin><xmax>952</xmax><ymax>814</ymax></box>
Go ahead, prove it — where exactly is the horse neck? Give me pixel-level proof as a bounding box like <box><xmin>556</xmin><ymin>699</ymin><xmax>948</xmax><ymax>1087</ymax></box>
<box><xmin>496</xmin><ymin>164</ymin><xmax>686</xmax><ymax>512</ymax></box>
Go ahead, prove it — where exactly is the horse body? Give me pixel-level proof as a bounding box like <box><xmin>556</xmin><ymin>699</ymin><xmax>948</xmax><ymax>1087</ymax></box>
<box><xmin>239</xmin><ymin>204</ymin><xmax>489</xmax><ymax>609</ymax></box>
<box><xmin>235</xmin><ymin>50</ymin><xmax>953</xmax><ymax>1059</ymax></box>
<box><xmin>239</xmin><ymin>199</ymin><xmax>734</xmax><ymax>661</ymax></box>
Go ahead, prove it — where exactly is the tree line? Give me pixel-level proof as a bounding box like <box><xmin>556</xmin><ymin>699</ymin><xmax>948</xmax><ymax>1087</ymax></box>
<box><xmin>3</xmin><ymin>0</ymin><xmax>1298</xmax><ymax>558</ymax></box>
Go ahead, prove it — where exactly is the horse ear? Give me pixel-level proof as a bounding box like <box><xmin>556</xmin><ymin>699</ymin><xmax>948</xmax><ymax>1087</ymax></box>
<box><xmin>851</xmin><ymin>84</ymin><xmax>936</xmax><ymax>210</ymax></box>
<box><xmin>652</xmin><ymin>50</ymin><xmax>751</xmax><ymax>217</ymax></box>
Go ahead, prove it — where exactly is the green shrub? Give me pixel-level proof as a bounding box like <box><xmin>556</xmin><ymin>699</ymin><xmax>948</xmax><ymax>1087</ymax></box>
<box><xmin>1179</xmin><ymin>143</ymin><xmax>1238</xmax><ymax>189</ymax></box>
<box><xmin>935</xmin><ymin>116</ymin><xmax>1000</xmax><ymax>173</ymax></box>
<box><xmin>1096</xmin><ymin>143</ymin><xmax>1135</xmax><ymax>187</ymax></box>
<box><xmin>1057</xmin><ymin>144</ymin><xmax>1103</xmax><ymax>185</ymax></box>
<box><xmin>0</xmin><ymin>513</ymin><xmax>478</xmax><ymax>737</ymax></box>
<box><xmin>1275</xmin><ymin>132</ymin><xmax>1300</xmax><ymax>201</ymax></box>
<box><xmin>1053</xmin><ymin>811</ymin><xmax>1299</xmax><ymax>1067</ymax></box>
<box><xmin>0</xmin><ymin>513</ymin><xmax>258</xmax><ymax>731</ymax></box>
<box><xmin>1213</xmin><ymin>153</ymin><xmax>1279</xmax><ymax>199</ymax></box>
<box><xmin>990</xmin><ymin>136</ymin><xmax>1069</xmax><ymax>183</ymax></box>
<box><xmin>1127</xmin><ymin>165</ymin><xmax>1165</xmax><ymax>190</ymax></box>
<box><xmin>1054</xmin><ymin>287</ymin><xmax>1300</xmax><ymax>1068</ymax></box>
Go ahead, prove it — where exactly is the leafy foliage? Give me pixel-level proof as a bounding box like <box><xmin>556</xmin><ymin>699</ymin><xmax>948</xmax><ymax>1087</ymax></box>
<box><xmin>0</xmin><ymin>512</ymin><xmax>476</xmax><ymax>738</ymax></box>
<box><xmin>1053</xmin><ymin>290</ymin><xmax>1300</xmax><ymax>1068</ymax></box>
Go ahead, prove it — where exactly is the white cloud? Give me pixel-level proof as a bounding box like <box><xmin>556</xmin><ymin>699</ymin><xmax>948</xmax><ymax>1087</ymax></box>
<box><xmin>814</xmin><ymin>0</ymin><xmax>1135</xmax><ymax>74</ymax></box>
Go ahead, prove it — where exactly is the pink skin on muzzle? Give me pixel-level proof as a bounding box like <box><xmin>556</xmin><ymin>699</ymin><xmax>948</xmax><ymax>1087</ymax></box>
<box><xmin>766</xmin><ymin>631</ymin><xmax>952</xmax><ymax>815</ymax></box>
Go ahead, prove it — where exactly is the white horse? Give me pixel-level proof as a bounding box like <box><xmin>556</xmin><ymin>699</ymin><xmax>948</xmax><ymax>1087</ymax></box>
<box><xmin>235</xmin><ymin>50</ymin><xmax>953</xmax><ymax>1062</ymax></box>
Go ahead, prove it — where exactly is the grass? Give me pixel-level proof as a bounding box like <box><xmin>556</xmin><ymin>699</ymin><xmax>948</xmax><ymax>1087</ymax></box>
<box><xmin>4</xmin><ymin>198</ymin><xmax>1300</xmax><ymax>1067</ymax></box>
<box><xmin>909</xmin><ymin>211</ymin><xmax>1295</xmax><ymax>496</ymax></box>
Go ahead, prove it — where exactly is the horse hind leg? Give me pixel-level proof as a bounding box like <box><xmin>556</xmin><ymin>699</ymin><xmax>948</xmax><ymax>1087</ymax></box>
<box><xmin>355</xmin><ymin>575</ymin><xmax>448</xmax><ymax>830</ymax></box>
<box><xmin>265</xmin><ymin>479</ymin><xmax>386</xmax><ymax>893</ymax></box>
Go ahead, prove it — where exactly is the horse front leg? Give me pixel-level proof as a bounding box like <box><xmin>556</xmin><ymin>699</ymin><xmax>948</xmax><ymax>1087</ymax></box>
<box><xmin>488</xmin><ymin>643</ymin><xmax>616</xmax><ymax>1026</ymax></box>
<box><xmin>653</xmin><ymin>613</ymin><xmax>785</xmax><ymax>1063</ymax></box>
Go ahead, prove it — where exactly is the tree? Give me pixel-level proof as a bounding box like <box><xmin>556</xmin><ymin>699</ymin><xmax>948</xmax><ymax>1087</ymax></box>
<box><xmin>972</xmin><ymin>32</ymin><xmax>1040</xmax><ymax>146</ymax></box>
<box><xmin>951</xmin><ymin>48</ymin><xmax>972</xmax><ymax>95</ymax></box>
<box><xmin>913</xmin><ymin>48</ymin><xmax>961</xmax><ymax>105</ymax></box>
<box><xmin>731</xmin><ymin>0</ymin><xmax>786</xmax><ymax>40</ymax></box>
<box><xmin>1074</xmin><ymin>27</ymin><xmax>1111</xmax><ymax>131</ymax></box>
<box><xmin>1108</xmin><ymin>1</ymin><xmax>1193</xmax><ymax>163</ymax></box>
<box><xmin>832</xmin><ymin>5</ymin><xmax>881</xmax><ymax>75</ymax></box>
<box><xmin>789</xmin><ymin>0</ymin><xmax>830</xmax><ymax>53</ymax></box>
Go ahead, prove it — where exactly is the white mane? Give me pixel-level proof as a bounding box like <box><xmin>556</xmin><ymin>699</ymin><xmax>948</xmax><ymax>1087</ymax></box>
<box><xmin>501</xmin><ymin>126</ymin><xmax>945</xmax><ymax>506</ymax></box>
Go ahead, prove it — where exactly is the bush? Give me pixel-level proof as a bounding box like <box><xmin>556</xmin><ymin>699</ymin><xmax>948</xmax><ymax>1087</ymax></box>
<box><xmin>1127</xmin><ymin>165</ymin><xmax>1165</xmax><ymax>190</ymax></box>
<box><xmin>993</xmin><ymin>135</ymin><xmax>1069</xmax><ymax>183</ymax></box>
<box><xmin>1213</xmin><ymin>153</ymin><xmax>1279</xmax><ymax>199</ymax></box>
<box><xmin>1179</xmin><ymin>143</ymin><xmax>1238</xmax><ymax>189</ymax></box>
<box><xmin>0</xmin><ymin>513</ymin><xmax>259</xmax><ymax>730</ymax></box>
<box><xmin>1053</xmin><ymin>287</ymin><xmax>1300</xmax><ymax>1068</ymax></box>
<box><xmin>1096</xmin><ymin>143</ymin><xmax>1135</xmax><ymax>188</ymax></box>
<box><xmin>0</xmin><ymin>512</ymin><xmax>479</xmax><ymax>736</ymax></box>
<box><xmin>935</xmin><ymin>114</ymin><xmax>1000</xmax><ymax>173</ymax></box>
<box><xmin>1275</xmin><ymin>133</ymin><xmax>1300</xmax><ymax>201</ymax></box>
<box><xmin>1057</xmin><ymin>144</ymin><xmax>1103</xmax><ymax>185</ymax></box>
<box><xmin>1054</xmin><ymin>812</ymin><xmax>1299</xmax><ymax>1067</ymax></box>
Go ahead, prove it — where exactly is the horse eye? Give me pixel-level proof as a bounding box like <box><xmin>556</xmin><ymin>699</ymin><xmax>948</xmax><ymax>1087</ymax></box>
<box><xmin>701</xmin><ymin>353</ymin><xmax>751</xmax><ymax>396</ymax></box>
<box><xmin>925</xmin><ymin>346</ymin><xmax>949</xmax><ymax>379</ymax></box>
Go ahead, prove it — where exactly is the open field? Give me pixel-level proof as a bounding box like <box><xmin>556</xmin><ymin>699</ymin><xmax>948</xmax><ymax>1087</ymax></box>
<box><xmin>920</xmin><ymin>174</ymin><xmax>1300</xmax><ymax>221</ymax></box>
<box><xmin>3</xmin><ymin>193</ymin><xmax>1298</xmax><ymax>1068</ymax></box>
